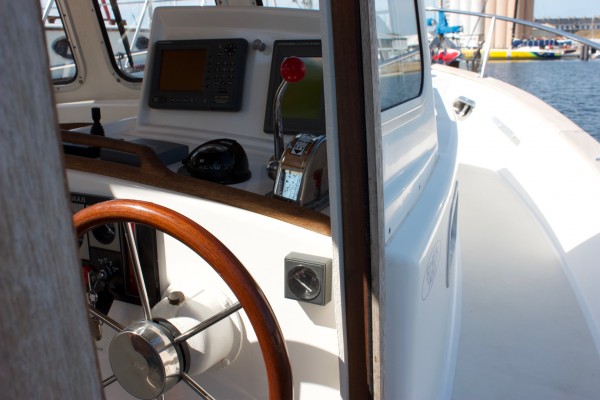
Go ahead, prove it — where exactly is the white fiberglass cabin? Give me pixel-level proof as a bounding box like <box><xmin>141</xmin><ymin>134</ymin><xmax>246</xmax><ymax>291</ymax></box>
<box><xmin>1</xmin><ymin>0</ymin><xmax>600</xmax><ymax>399</ymax></box>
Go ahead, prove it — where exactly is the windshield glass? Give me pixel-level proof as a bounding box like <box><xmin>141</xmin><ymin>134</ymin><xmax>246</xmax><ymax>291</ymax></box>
<box><xmin>376</xmin><ymin>0</ymin><xmax>423</xmax><ymax>110</ymax></box>
<box><xmin>94</xmin><ymin>0</ymin><xmax>318</xmax><ymax>81</ymax></box>
<box><xmin>41</xmin><ymin>0</ymin><xmax>77</xmax><ymax>84</ymax></box>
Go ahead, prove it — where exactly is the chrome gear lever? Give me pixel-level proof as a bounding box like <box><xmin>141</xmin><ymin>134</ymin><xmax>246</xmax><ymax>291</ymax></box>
<box><xmin>267</xmin><ymin>57</ymin><xmax>328</xmax><ymax>210</ymax></box>
<box><xmin>267</xmin><ymin>57</ymin><xmax>307</xmax><ymax>180</ymax></box>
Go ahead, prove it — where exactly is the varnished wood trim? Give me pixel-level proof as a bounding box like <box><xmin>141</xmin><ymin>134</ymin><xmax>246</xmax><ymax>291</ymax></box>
<box><xmin>60</xmin><ymin>122</ymin><xmax>90</xmax><ymax>130</ymax></box>
<box><xmin>62</xmin><ymin>131</ymin><xmax>331</xmax><ymax>236</ymax></box>
<box><xmin>330</xmin><ymin>0</ymin><xmax>375</xmax><ymax>398</ymax></box>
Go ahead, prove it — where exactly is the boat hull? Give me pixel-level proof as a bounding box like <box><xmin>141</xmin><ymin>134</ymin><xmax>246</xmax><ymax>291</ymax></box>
<box><xmin>462</xmin><ymin>48</ymin><xmax>564</xmax><ymax>60</ymax></box>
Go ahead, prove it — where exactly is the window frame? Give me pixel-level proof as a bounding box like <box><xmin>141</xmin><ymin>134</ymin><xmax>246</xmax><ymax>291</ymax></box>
<box><xmin>91</xmin><ymin>0</ymin><xmax>143</xmax><ymax>83</ymax></box>
<box><xmin>45</xmin><ymin>0</ymin><xmax>82</xmax><ymax>87</ymax></box>
<box><xmin>376</xmin><ymin>0</ymin><xmax>424</xmax><ymax>112</ymax></box>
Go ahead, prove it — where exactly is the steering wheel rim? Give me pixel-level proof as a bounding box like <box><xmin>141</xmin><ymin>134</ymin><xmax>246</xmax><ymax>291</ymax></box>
<box><xmin>74</xmin><ymin>199</ymin><xmax>292</xmax><ymax>400</ymax></box>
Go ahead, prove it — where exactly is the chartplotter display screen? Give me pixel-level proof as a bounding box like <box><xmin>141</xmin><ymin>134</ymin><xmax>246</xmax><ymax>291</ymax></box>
<box><xmin>263</xmin><ymin>40</ymin><xmax>326</xmax><ymax>135</ymax></box>
<box><xmin>158</xmin><ymin>49</ymin><xmax>207</xmax><ymax>92</ymax></box>
<box><xmin>148</xmin><ymin>38</ymin><xmax>248</xmax><ymax>111</ymax></box>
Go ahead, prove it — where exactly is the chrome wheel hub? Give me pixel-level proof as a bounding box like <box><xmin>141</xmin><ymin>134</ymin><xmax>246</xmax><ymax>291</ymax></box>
<box><xmin>109</xmin><ymin>321</ymin><xmax>185</xmax><ymax>400</ymax></box>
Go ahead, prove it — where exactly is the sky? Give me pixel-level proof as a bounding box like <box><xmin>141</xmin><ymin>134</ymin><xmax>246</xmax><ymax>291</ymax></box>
<box><xmin>534</xmin><ymin>0</ymin><xmax>600</xmax><ymax>18</ymax></box>
<box><xmin>425</xmin><ymin>0</ymin><xmax>600</xmax><ymax>19</ymax></box>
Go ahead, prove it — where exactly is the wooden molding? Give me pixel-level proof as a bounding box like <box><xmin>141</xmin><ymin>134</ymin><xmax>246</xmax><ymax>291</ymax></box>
<box><xmin>62</xmin><ymin>131</ymin><xmax>331</xmax><ymax>237</ymax></box>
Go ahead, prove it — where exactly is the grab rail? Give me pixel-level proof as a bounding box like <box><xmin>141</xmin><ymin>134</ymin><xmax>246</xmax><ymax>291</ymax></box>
<box><xmin>379</xmin><ymin>48</ymin><xmax>421</xmax><ymax>69</ymax></box>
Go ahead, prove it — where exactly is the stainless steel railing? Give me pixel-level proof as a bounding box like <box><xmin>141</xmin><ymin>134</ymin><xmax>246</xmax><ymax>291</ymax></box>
<box><xmin>426</xmin><ymin>7</ymin><xmax>600</xmax><ymax>77</ymax></box>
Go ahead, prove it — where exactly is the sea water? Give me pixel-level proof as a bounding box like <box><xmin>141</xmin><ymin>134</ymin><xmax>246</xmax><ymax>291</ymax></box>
<box><xmin>483</xmin><ymin>59</ymin><xmax>600</xmax><ymax>143</ymax></box>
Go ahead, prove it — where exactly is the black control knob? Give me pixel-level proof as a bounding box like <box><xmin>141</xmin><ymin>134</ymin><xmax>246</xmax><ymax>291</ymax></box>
<box><xmin>90</xmin><ymin>107</ymin><xmax>105</xmax><ymax>136</ymax></box>
<box><xmin>92</xmin><ymin>223</ymin><xmax>116</xmax><ymax>245</ymax></box>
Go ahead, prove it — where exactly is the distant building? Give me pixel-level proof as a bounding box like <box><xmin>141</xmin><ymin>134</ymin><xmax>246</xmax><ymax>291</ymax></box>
<box><xmin>435</xmin><ymin>0</ymin><xmax>599</xmax><ymax>47</ymax></box>
<box><xmin>440</xmin><ymin>0</ymin><xmax>534</xmax><ymax>48</ymax></box>
<box><xmin>535</xmin><ymin>17</ymin><xmax>600</xmax><ymax>34</ymax></box>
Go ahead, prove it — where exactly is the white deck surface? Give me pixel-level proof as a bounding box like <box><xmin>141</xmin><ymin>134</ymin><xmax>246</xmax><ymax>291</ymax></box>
<box><xmin>452</xmin><ymin>165</ymin><xmax>600</xmax><ymax>399</ymax></box>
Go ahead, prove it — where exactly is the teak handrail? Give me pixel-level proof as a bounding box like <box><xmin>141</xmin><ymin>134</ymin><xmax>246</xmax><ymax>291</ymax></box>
<box><xmin>61</xmin><ymin>131</ymin><xmax>331</xmax><ymax>236</ymax></box>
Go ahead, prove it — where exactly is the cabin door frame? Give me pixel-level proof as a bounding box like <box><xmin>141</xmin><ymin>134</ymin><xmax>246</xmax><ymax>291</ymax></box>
<box><xmin>325</xmin><ymin>0</ymin><xmax>384</xmax><ymax>398</ymax></box>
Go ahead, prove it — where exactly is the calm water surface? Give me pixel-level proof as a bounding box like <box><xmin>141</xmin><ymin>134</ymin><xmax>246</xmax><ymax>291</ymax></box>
<box><xmin>483</xmin><ymin>59</ymin><xmax>600</xmax><ymax>142</ymax></box>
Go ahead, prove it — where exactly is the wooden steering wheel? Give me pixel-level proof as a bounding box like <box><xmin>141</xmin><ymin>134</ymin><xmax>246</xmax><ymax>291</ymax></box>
<box><xmin>74</xmin><ymin>199</ymin><xmax>292</xmax><ymax>400</ymax></box>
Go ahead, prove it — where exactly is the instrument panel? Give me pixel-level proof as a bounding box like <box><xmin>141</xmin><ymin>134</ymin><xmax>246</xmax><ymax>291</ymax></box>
<box><xmin>71</xmin><ymin>193</ymin><xmax>160</xmax><ymax>314</ymax></box>
<box><xmin>148</xmin><ymin>38</ymin><xmax>248</xmax><ymax>111</ymax></box>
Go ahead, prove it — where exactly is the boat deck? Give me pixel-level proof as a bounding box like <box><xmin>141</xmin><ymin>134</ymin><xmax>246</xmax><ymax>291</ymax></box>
<box><xmin>452</xmin><ymin>164</ymin><xmax>600</xmax><ymax>399</ymax></box>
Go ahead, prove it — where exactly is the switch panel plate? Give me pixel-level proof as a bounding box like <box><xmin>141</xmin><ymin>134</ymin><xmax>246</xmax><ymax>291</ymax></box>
<box><xmin>71</xmin><ymin>193</ymin><xmax>160</xmax><ymax>309</ymax></box>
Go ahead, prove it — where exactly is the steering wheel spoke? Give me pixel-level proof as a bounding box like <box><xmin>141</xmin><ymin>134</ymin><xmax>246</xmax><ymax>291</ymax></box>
<box><xmin>88</xmin><ymin>306</ymin><xmax>124</xmax><ymax>332</ymax></box>
<box><xmin>102</xmin><ymin>374</ymin><xmax>118</xmax><ymax>387</ymax></box>
<box><xmin>122</xmin><ymin>222</ymin><xmax>153</xmax><ymax>321</ymax></box>
<box><xmin>174</xmin><ymin>301</ymin><xmax>242</xmax><ymax>344</ymax></box>
<box><xmin>182</xmin><ymin>372</ymin><xmax>216</xmax><ymax>400</ymax></box>
<box><xmin>74</xmin><ymin>200</ymin><xmax>292</xmax><ymax>400</ymax></box>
